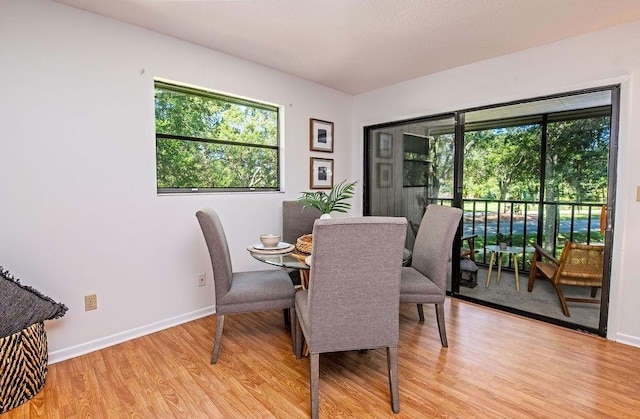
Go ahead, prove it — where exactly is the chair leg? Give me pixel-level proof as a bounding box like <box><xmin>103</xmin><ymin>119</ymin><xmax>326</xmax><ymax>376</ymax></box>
<box><xmin>435</xmin><ymin>303</ymin><xmax>448</xmax><ymax>347</ymax></box>
<box><xmin>211</xmin><ymin>315</ymin><xmax>225</xmax><ymax>364</ymax></box>
<box><xmin>310</xmin><ymin>353</ymin><xmax>320</xmax><ymax>419</ymax></box>
<box><xmin>289</xmin><ymin>308</ymin><xmax>296</xmax><ymax>354</ymax></box>
<box><xmin>527</xmin><ymin>249</ymin><xmax>543</xmax><ymax>291</ymax></box>
<box><xmin>416</xmin><ymin>304</ymin><xmax>425</xmax><ymax>322</ymax></box>
<box><xmin>295</xmin><ymin>311</ymin><xmax>304</xmax><ymax>359</ymax></box>
<box><xmin>387</xmin><ymin>346</ymin><xmax>400</xmax><ymax>414</ymax></box>
<box><xmin>591</xmin><ymin>287</ymin><xmax>599</xmax><ymax>298</ymax></box>
<box><xmin>527</xmin><ymin>267</ymin><xmax>538</xmax><ymax>292</ymax></box>
<box><xmin>551</xmin><ymin>282</ymin><xmax>571</xmax><ymax>317</ymax></box>
<box><xmin>283</xmin><ymin>308</ymin><xmax>290</xmax><ymax>327</ymax></box>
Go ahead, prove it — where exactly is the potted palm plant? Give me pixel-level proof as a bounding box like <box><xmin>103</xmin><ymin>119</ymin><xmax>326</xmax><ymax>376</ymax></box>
<box><xmin>297</xmin><ymin>180</ymin><xmax>357</xmax><ymax>218</ymax></box>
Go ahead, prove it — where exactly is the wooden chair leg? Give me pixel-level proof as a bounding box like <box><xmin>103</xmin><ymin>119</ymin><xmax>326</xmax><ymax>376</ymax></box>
<box><xmin>527</xmin><ymin>252</ymin><xmax>541</xmax><ymax>292</ymax></box>
<box><xmin>211</xmin><ymin>315</ymin><xmax>224</xmax><ymax>364</ymax></box>
<box><xmin>551</xmin><ymin>282</ymin><xmax>571</xmax><ymax>317</ymax></box>
<box><xmin>416</xmin><ymin>304</ymin><xmax>425</xmax><ymax>321</ymax></box>
<box><xmin>527</xmin><ymin>266</ymin><xmax>538</xmax><ymax>292</ymax></box>
<box><xmin>387</xmin><ymin>346</ymin><xmax>400</xmax><ymax>414</ymax></box>
<box><xmin>435</xmin><ymin>303</ymin><xmax>448</xmax><ymax>347</ymax></box>
<box><xmin>310</xmin><ymin>353</ymin><xmax>320</xmax><ymax>419</ymax></box>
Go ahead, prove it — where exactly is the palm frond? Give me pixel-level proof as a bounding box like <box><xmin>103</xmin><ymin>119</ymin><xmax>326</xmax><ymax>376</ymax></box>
<box><xmin>297</xmin><ymin>179</ymin><xmax>357</xmax><ymax>214</ymax></box>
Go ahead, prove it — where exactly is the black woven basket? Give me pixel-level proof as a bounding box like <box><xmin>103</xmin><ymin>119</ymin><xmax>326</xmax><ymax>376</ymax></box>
<box><xmin>0</xmin><ymin>321</ymin><xmax>48</xmax><ymax>414</ymax></box>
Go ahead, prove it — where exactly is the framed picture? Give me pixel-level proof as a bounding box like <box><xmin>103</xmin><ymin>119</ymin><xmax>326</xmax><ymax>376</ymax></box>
<box><xmin>377</xmin><ymin>132</ymin><xmax>393</xmax><ymax>158</ymax></box>
<box><xmin>310</xmin><ymin>118</ymin><xmax>334</xmax><ymax>152</ymax></box>
<box><xmin>377</xmin><ymin>163</ymin><xmax>393</xmax><ymax>188</ymax></box>
<box><xmin>310</xmin><ymin>157</ymin><xmax>334</xmax><ymax>189</ymax></box>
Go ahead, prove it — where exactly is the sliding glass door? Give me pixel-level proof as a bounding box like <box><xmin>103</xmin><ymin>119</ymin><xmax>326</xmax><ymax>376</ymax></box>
<box><xmin>364</xmin><ymin>86</ymin><xmax>619</xmax><ymax>337</ymax></box>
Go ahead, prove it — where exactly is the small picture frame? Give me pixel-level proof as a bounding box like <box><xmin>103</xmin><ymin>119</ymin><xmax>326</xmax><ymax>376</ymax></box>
<box><xmin>377</xmin><ymin>163</ymin><xmax>393</xmax><ymax>188</ymax></box>
<box><xmin>377</xmin><ymin>132</ymin><xmax>393</xmax><ymax>158</ymax></box>
<box><xmin>310</xmin><ymin>157</ymin><xmax>334</xmax><ymax>189</ymax></box>
<box><xmin>310</xmin><ymin>118</ymin><xmax>334</xmax><ymax>152</ymax></box>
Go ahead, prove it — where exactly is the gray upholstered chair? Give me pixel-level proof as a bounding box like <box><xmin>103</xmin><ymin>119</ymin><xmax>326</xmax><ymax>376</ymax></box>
<box><xmin>196</xmin><ymin>208</ymin><xmax>296</xmax><ymax>364</ymax></box>
<box><xmin>401</xmin><ymin>204</ymin><xmax>462</xmax><ymax>347</ymax></box>
<box><xmin>294</xmin><ymin>216</ymin><xmax>407</xmax><ymax>418</ymax></box>
<box><xmin>282</xmin><ymin>201</ymin><xmax>321</xmax><ymax>245</ymax></box>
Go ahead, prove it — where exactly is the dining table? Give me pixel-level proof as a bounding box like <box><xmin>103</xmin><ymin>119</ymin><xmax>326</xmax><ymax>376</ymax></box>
<box><xmin>247</xmin><ymin>242</ymin><xmax>312</xmax><ymax>288</ymax></box>
<box><xmin>248</xmin><ymin>238</ymin><xmax>413</xmax><ymax>291</ymax></box>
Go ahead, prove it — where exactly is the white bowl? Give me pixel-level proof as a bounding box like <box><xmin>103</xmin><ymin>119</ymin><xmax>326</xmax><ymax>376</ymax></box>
<box><xmin>260</xmin><ymin>234</ymin><xmax>280</xmax><ymax>247</ymax></box>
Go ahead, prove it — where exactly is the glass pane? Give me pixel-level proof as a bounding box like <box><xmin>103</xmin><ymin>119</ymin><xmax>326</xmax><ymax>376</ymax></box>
<box><xmin>463</xmin><ymin>124</ymin><xmax>542</xmax><ymax>255</ymax></box>
<box><xmin>157</xmin><ymin>138</ymin><xmax>278</xmax><ymax>189</ymax></box>
<box><xmin>155</xmin><ymin>87</ymin><xmax>278</xmax><ymax>146</ymax></box>
<box><xmin>542</xmin><ymin>116</ymin><xmax>610</xmax><ymax>250</ymax></box>
<box><xmin>366</xmin><ymin>115</ymin><xmax>455</xmax><ymax>249</ymax></box>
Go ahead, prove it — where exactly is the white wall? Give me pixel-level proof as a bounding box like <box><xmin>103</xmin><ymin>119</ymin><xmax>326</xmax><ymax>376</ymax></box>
<box><xmin>0</xmin><ymin>0</ymin><xmax>355</xmax><ymax>362</ymax></box>
<box><xmin>354</xmin><ymin>21</ymin><xmax>640</xmax><ymax>347</ymax></box>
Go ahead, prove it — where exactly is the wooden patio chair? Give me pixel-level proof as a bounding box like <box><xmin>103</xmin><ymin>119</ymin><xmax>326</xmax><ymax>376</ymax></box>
<box><xmin>460</xmin><ymin>234</ymin><xmax>478</xmax><ymax>262</ymax></box>
<box><xmin>527</xmin><ymin>242</ymin><xmax>605</xmax><ymax>317</ymax></box>
<box><xmin>460</xmin><ymin>234</ymin><xmax>479</xmax><ymax>287</ymax></box>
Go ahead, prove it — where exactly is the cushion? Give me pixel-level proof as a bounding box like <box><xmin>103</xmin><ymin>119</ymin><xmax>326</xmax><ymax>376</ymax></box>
<box><xmin>0</xmin><ymin>266</ymin><xmax>67</xmax><ymax>338</ymax></box>
<box><xmin>460</xmin><ymin>258</ymin><xmax>479</xmax><ymax>273</ymax></box>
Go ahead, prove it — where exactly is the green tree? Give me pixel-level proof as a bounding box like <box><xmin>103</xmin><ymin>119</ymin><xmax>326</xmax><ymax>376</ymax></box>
<box><xmin>464</xmin><ymin>125</ymin><xmax>541</xmax><ymax>203</ymax></box>
<box><xmin>155</xmin><ymin>86</ymin><xmax>279</xmax><ymax>190</ymax></box>
<box><xmin>546</xmin><ymin>117</ymin><xmax>609</xmax><ymax>203</ymax></box>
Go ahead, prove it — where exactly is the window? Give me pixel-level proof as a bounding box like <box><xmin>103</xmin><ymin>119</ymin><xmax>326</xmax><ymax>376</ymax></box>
<box><xmin>154</xmin><ymin>81</ymin><xmax>281</xmax><ymax>193</ymax></box>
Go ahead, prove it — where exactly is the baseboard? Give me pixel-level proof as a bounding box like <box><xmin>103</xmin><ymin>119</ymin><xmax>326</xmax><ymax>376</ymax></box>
<box><xmin>614</xmin><ymin>332</ymin><xmax>640</xmax><ymax>349</ymax></box>
<box><xmin>48</xmin><ymin>305</ymin><xmax>216</xmax><ymax>364</ymax></box>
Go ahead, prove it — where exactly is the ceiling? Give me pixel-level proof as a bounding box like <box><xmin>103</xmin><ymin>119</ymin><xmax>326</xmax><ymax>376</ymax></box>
<box><xmin>52</xmin><ymin>0</ymin><xmax>640</xmax><ymax>95</ymax></box>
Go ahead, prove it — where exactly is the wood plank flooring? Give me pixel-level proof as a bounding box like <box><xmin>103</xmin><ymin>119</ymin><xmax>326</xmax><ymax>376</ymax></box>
<box><xmin>4</xmin><ymin>299</ymin><xmax>640</xmax><ymax>418</ymax></box>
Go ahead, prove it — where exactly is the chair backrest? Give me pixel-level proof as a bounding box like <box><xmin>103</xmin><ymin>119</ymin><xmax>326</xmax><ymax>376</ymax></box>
<box><xmin>282</xmin><ymin>201</ymin><xmax>321</xmax><ymax>244</ymax></box>
<box><xmin>306</xmin><ymin>216</ymin><xmax>407</xmax><ymax>353</ymax></box>
<box><xmin>558</xmin><ymin>242</ymin><xmax>605</xmax><ymax>282</ymax></box>
<box><xmin>412</xmin><ymin>205</ymin><xmax>463</xmax><ymax>291</ymax></box>
<box><xmin>196</xmin><ymin>208</ymin><xmax>233</xmax><ymax>302</ymax></box>
<box><xmin>461</xmin><ymin>234</ymin><xmax>478</xmax><ymax>262</ymax></box>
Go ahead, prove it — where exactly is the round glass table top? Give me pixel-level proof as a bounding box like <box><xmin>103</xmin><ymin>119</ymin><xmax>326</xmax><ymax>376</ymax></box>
<box><xmin>484</xmin><ymin>245</ymin><xmax>522</xmax><ymax>254</ymax></box>
<box><xmin>249</xmin><ymin>250</ymin><xmax>310</xmax><ymax>270</ymax></box>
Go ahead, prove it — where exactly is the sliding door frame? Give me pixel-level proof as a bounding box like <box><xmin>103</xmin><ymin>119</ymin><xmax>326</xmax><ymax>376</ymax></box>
<box><xmin>363</xmin><ymin>85</ymin><xmax>620</xmax><ymax>337</ymax></box>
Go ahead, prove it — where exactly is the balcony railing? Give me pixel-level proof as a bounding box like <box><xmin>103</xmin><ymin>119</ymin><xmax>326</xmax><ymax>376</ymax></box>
<box><xmin>425</xmin><ymin>198</ymin><xmax>605</xmax><ymax>272</ymax></box>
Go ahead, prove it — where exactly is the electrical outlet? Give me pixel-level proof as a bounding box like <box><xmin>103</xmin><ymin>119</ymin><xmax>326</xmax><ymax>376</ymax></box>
<box><xmin>84</xmin><ymin>294</ymin><xmax>97</xmax><ymax>311</ymax></box>
<box><xmin>198</xmin><ymin>273</ymin><xmax>206</xmax><ymax>287</ymax></box>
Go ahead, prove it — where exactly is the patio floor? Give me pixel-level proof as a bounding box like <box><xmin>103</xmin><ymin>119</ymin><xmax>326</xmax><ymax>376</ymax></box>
<box><xmin>454</xmin><ymin>266</ymin><xmax>600</xmax><ymax>330</ymax></box>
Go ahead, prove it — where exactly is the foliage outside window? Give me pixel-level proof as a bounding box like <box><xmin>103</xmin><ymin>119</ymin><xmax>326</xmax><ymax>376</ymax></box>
<box><xmin>154</xmin><ymin>81</ymin><xmax>281</xmax><ymax>193</ymax></box>
<box><xmin>463</xmin><ymin>114</ymin><xmax>610</xmax><ymax>204</ymax></box>
<box><xmin>403</xmin><ymin>134</ymin><xmax>431</xmax><ymax>187</ymax></box>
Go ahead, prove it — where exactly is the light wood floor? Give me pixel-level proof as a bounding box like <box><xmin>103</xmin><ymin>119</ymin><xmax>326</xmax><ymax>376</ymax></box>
<box><xmin>5</xmin><ymin>299</ymin><xmax>640</xmax><ymax>418</ymax></box>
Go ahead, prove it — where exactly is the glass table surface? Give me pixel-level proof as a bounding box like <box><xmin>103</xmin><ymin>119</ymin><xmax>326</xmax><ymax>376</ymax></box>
<box><xmin>249</xmin><ymin>251</ymin><xmax>310</xmax><ymax>270</ymax></box>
